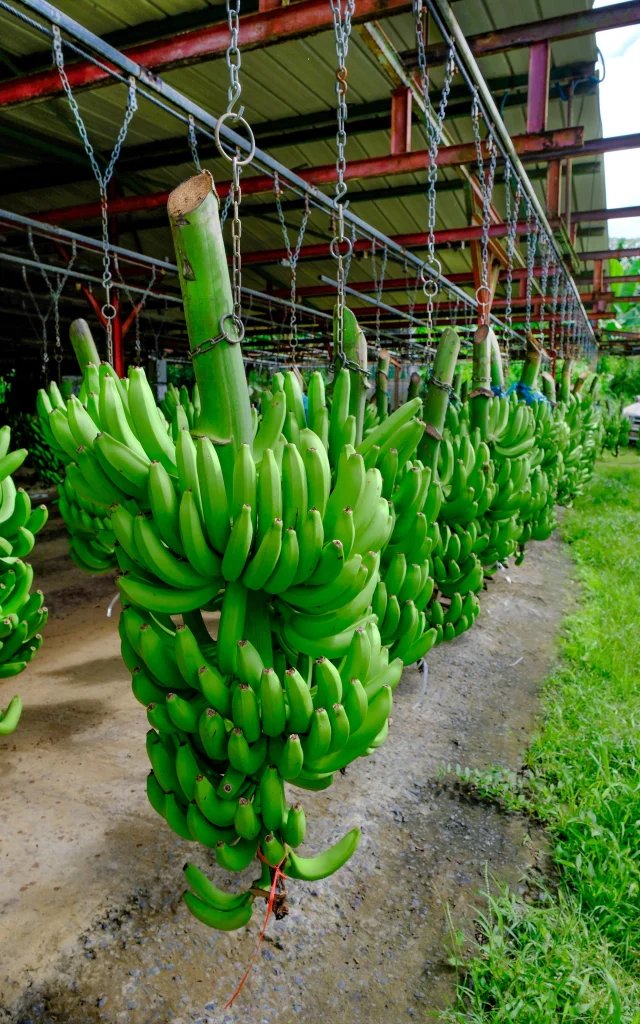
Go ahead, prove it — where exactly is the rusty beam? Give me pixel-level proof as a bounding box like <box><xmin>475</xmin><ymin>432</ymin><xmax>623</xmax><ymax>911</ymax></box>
<box><xmin>527</xmin><ymin>41</ymin><xmax>551</xmax><ymax>134</ymax></box>
<box><xmin>33</xmin><ymin>127</ymin><xmax>583</xmax><ymax>226</ymax></box>
<box><xmin>580</xmin><ymin>246</ymin><xmax>640</xmax><ymax>261</ymax></box>
<box><xmin>390</xmin><ymin>87</ymin><xmax>412</xmax><ymax>156</ymax></box>
<box><xmin>402</xmin><ymin>1</ymin><xmax>640</xmax><ymax>68</ymax></box>
<box><xmin>546</xmin><ymin>160</ymin><xmax>562</xmax><ymax>219</ymax></box>
<box><xmin>0</xmin><ymin>0</ymin><xmax>412</xmax><ymax>109</ymax></box>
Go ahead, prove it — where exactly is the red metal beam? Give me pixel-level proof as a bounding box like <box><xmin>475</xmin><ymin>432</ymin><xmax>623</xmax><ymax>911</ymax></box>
<box><xmin>546</xmin><ymin>160</ymin><xmax>562</xmax><ymax>219</ymax></box>
<box><xmin>580</xmin><ymin>246</ymin><xmax>640</xmax><ymax>261</ymax></box>
<box><xmin>570</xmin><ymin>204</ymin><xmax>640</xmax><ymax>223</ymax></box>
<box><xmin>33</xmin><ymin>127</ymin><xmax>583</xmax><ymax>226</ymax></box>
<box><xmin>0</xmin><ymin>0</ymin><xmax>412</xmax><ymax>110</ymax></box>
<box><xmin>390</xmin><ymin>87</ymin><xmax>412</xmax><ymax>156</ymax></box>
<box><xmin>403</xmin><ymin>1</ymin><xmax>640</xmax><ymax>67</ymax></box>
<box><xmin>241</xmin><ymin>222</ymin><xmax>536</xmax><ymax>266</ymax></box>
<box><xmin>527</xmin><ymin>41</ymin><xmax>551</xmax><ymax>134</ymax></box>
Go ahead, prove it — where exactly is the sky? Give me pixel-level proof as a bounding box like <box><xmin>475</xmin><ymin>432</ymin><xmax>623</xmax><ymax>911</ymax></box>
<box><xmin>594</xmin><ymin>0</ymin><xmax>640</xmax><ymax>241</ymax></box>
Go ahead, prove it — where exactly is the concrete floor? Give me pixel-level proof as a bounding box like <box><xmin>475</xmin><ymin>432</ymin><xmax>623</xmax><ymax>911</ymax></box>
<box><xmin>0</xmin><ymin>507</ymin><xmax>571</xmax><ymax>1024</ymax></box>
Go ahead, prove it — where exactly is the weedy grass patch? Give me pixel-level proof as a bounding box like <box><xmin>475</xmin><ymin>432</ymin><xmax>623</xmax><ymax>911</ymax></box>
<box><xmin>441</xmin><ymin>452</ymin><xmax>640</xmax><ymax>1023</ymax></box>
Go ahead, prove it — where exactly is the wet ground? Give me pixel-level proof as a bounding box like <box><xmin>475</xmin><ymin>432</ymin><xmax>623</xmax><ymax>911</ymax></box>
<box><xmin>0</xmin><ymin>499</ymin><xmax>571</xmax><ymax>1023</ymax></box>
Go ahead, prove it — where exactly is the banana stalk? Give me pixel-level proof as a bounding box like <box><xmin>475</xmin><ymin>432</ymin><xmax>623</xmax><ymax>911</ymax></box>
<box><xmin>469</xmin><ymin>324</ymin><xmax>493</xmax><ymax>438</ymax></box>
<box><xmin>490</xmin><ymin>330</ymin><xmax>505</xmax><ymax>392</ymax></box>
<box><xmin>168</xmin><ymin>172</ymin><xmax>253</xmax><ymax>461</ymax></box>
<box><xmin>420</xmin><ymin>327</ymin><xmax>461</xmax><ymax>468</ymax></box>
<box><xmin>341</xmin><ymin>306</ymin><xmax>368</xmax><ymax>446</ymax></box>
<box><xmin>541</xmin><ymin>371</ymin><xmax>557</xmax><ymax>403</ymax></box>
<box><xmin>375</xmin><ymin>349</ymin><xmax>390</xmax><ymax>421</ymax></box>
<box><xmin>559</xmin><ymin>357</ymin><xmax>573</xmax><ymax>403</ymax></box>
<box><xmin>70</xmin><ymin>318</ymin><xmax>101</xmax><ymax>371</ymax></box>
<box><xmin>520</xmin><ymin>334</ymin><xmax>543</xmax><ymax>389</ymax></box>
<box><xmin>407</xmin><ymin>372</ymin><xmax>421</xmax><ymax>401</ymax></box>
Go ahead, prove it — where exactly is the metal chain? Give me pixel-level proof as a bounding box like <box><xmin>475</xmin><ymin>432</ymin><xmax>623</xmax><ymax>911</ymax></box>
<box><xmin>220</xmin><ymin>189</ymin><xmax>234</xmax><ymax>227</ymax></box>
<box><xmin>503</xmin><ymin>160</ymin><xmax>522</xmax><ymax>370</ymax></box>
<box><xmin>113</xmin><ymin>253</ymin><xmax>158</xmax><ymax>365</ymax></box>
<box><xmin>451</xmin><ymin>288</ymin><xmax>460</xmax><ymax>329</ymax></box>
<box><xmin>371</xmin><ymin>240</ymin><xmax>388</xmax><ymax>349</ymax></box>
<box><xmin>549</xmin><ymin>261</ymin><xmax>560</xmax><ymax>357</ymax></box>
<box><xmin>26</xmin><ymin>230</ymin><xmax>78</xmax><ymax>374</ymax></box>
<box><xmin>403</xmin><ymin>253</ymin><xmax>420</xmax><ymax>321</ymax></box>
<box><xmin>414</xmin><ymin>0</ymin><xmax>455</xmax><ymax>341</ymax></box>
<box><xmin>330</xmin><ymin>0</ymin><xmax>356</xmax><ymax>360</ymax></box>
<box><xmin>188</xmin><ymin>114</ymin><xmax>202</xmax><ymax>172</ymax></box>
<box><xmin>52</xmin><ymin>26</ymin><xmax>137</xmax><ymax>366</ymax></box>
<box><xmin>558</xmin><ymin>281</ymin><xmax>569</xmax><ymax>359</ymax></box>
<box><xmin>537</xmin><ymin>235</ymin><xmax>552</xmax><ymax>347</ymax></box>
<box><xmin>569</xmin><ymin>295</ymin><xmax>579</xmax><ymax>354</ymax></box>
<box><xmin>524</xmin><ymin>200</ymin><xmax>539</xmax><ymax>337</ymax></box>
<box><xmin>274</xmin><ymin>174</ymin><xmax>311</xmax><ymax>359</ymax></box>
<box><xmin>22</xmin><ymin>266</ymin><xmax>49</xmax><ymax>377</ymax></box>
<box><xmin>225</xmin><ymin>0</ymin><xmax>243</xmax><ymax>117</ymax></box>
<box><xmin>212</xmin><ymin>0</ymin><xmax>256</xmax><ymax>349</ymax></box>
<box><xmin>471</xmin><ymin>91</ymin><xmax>498</xmax><ymax>325</ymax></box>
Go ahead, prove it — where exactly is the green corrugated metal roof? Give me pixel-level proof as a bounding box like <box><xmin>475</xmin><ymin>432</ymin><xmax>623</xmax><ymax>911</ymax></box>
<box><xmin>0</xmin><ymin>0</ymin><xmax>608</xmax><ymax>334</ymax></box>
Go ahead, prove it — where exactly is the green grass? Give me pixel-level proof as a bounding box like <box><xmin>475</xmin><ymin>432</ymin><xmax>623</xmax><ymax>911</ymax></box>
<box><xmin>440</xmin><ymin>452</ymin><xmax>640</xmax><ymax>1023</ymax></box>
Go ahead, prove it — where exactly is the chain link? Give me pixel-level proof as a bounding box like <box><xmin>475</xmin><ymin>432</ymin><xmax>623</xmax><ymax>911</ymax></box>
<box><xmin>371</xmin><ymin>241</ymin><xmax>388</xmax><ymax>349</ymax></box>
<box><xmin>524</xmin><ymin>200</ymin><xmax>539</xmax><ymax>338</ymax></box>
<box><xmin>403</xmin><ymin>253</ymin><xmax>420</xmax><ymax>322</ymax></box>
<box><xmin>558</xmin><ymin>280</ymin><xmax>569</xmax><ymax>360</ymax></box>
<box><xmin>25</xmin><ymin>231</ymin><xmax>78</xmax><ymax>377</ymax></box>
<box><xmin>537</xmin><ymin>235</ymin><xmax>552</xmax><ymax>347</ymax></box>
<box><xmin>52</xmin><ymin>26</ymin><xmax>137</xmax><ymax>366</ymax></box>
<box><xmin>329</xmin><ymin>0</ymin><xmax>356</xmax><ymax>361</ymax></box>
<box><xmin>212</xmin><ymin>0</ymin><xmax>255</xmax><ymax>347</ymax></box>
<box><xmin>569</xmin><ymin>295</ymin><xmax>579</xmax><ymax>354</ymax></box>
<box><xmin>414</xmin><ymin>0</ymin><xmax>456</xmax><ymax>341</ymax></box>
<box><xmin>471</xmin><ymin>92</ymin><xmax>498</xmax><ymax>325</ymax></box>
<box><xmin>549</xmin><ymin>261</ymin><xmax>561</xmax><ymax>361</ymax></box>
<box><xmin>503</xmin><ymin>160</ymin><xmax>522</xmax><ymax>370</ymax></box>
<box><xmin>220</xmin><ymin>189</ymin><xmax>234</xmax><ymax>227</ymax></box>
<box><xmin>331</xmin><ymin>0</ymin><xmax>355</xmax><ymax>206</ymax></box>
<box><xmin>188</xmin><ymin>114</ymin><xmax>202</xmax><ymax>172</ymax></box>
<box><xmin>113</xmin><ymin>254</ymin><xmax>158</xmax><ymax>365</ymax></box>
<box><xmin>274</xmin><ymin>174</ymin><xmax>311</xmax><ymax>360</ymax></box>
<box><xmin>225</xmin><ymin>0</ymin><xmax>243</xmax><ymax>116</ymax></box>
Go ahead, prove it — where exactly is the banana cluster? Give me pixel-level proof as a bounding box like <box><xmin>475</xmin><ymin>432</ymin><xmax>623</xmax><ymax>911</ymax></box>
<box><xmin>0</xmin><ymin>425</ymin><xmax>49</xmax><ymax>736</ymax></box>
<box><xmin>556</xmin><ymin>384</ymin><xmax>602</xmax><ymax>506</ymax></box>
<box><xmin>38</xmin><ymin>353</ymin><xmax>440</xmax><ymax>927</ymax></box>
<box><xmin>159</xmin><ymin>381</ymin><xmax>201</xmax><ymax>431</ymax></box>
<box><xmin>34</xmin><ymin>296</ymin><xmax>605</xmax><ymax>931</ymax></box>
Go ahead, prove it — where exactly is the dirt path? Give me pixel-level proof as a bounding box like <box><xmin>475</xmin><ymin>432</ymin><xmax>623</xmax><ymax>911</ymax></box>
<box><xmin>0</xmin><ymin>512</ymin><xmax>571</xmax><ymax>1024</ymax></box>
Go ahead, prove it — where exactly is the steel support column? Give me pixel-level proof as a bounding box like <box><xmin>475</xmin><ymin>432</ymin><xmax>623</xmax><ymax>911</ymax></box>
<box><xmin>526</xmin><ymin>41</ymin><xmax>551</xmax><ymax>133</ymax></box>
<box><xmin>390</xmin><ymin>87</ymin><xmax>412</xmax><ymax>155</ymax></box>
<box><xmin>546</xmin><ymin>160</ymin><xmax>562</xmax><ymax>218</ymax></box>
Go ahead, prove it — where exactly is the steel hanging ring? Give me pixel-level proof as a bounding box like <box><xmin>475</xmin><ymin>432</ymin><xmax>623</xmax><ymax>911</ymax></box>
<box><xmin>475</xmin><ymin>285</ymin><xmax>492</xmax><ymax>307</ymax></box>
<box><xmin>101</xmin><ymin>303</ymin><xmax>117</xmax><ymax>320</ymax></box>
<box><xmin>214</xmin><ymin>112</ymin><xmax>256</xmax><ymax>166</ymax></box>
<box><xmin>422</xmin><ymin>279</ymin><xmax>439</xmax><ymax>299</ymax></box>
<box><xmin>220</xmin><ymin>312</ymin><xmax>245</xmax><ymax>344</ymax></box>
<box><xmin>329</xmin><ymin>235</ymin><xmax>353</xmax><ymax>259</ymax></box>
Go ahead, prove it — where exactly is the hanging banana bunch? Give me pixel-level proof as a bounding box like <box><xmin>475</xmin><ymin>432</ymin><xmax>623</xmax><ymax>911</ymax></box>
<box><xmin>41</xmin><ymin>172</ymin><xmax>443</xmax><ymax>931</ymax></box>
<box><xmin>413</xmin><ymin>329</ymin><xmax>484</xmax><ymax>645</ymax></box>
<box><xmin>0</xmin><ymin>425</ymin><xmax>49</xmax><ymax>736</ymax></box>
<box><xmin>36</xmin><ymin>323</ymin><xmax>118</xmax><ymax>575</ymax></box>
